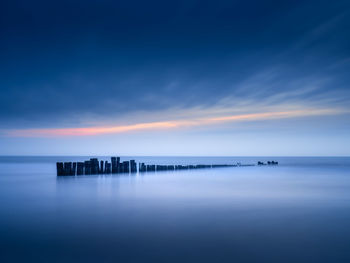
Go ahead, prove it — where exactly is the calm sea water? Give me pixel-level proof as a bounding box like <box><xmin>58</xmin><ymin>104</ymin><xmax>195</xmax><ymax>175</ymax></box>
<box><xmin>0</xmin><ymin>156</ymin><xmax>350</xmax><ymax>263</ymax></box>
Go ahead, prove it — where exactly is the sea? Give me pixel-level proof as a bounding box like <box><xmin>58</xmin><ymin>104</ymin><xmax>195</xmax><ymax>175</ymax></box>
<box><xmin>0</xmin><ymin>156</ymin><xmax>349</xmax><ymax>263</ymax></box>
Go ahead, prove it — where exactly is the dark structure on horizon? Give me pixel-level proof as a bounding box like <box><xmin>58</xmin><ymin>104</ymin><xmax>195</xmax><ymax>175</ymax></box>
<box><xmin>56</xmin><ymin>157</ymin><xmax>278</xmax><ymax>176</ymax></box>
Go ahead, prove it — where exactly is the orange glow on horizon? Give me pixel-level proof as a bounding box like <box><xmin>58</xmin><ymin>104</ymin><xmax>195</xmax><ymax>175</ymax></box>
<box><xmin>3</xmin><ymin>108</ymin><xmax>341</xmax><ymax>137</ymax></box>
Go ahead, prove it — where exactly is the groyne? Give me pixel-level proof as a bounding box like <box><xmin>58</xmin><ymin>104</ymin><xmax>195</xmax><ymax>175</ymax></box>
<box><xmin>56</xmin><ymin>157</ymin><xmax>278</xmax><ymax>176</ymax></box>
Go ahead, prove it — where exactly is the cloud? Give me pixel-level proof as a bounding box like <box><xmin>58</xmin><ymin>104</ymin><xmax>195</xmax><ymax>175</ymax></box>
<box><xmin>0</xmin><ymin>0</ymin><xmax>349</xmax><ymax>131</ymax></box>
<box><xmin>3</xmin><ymin>107</ymin><xmax>345</xmax><ymax>137</ymax></box>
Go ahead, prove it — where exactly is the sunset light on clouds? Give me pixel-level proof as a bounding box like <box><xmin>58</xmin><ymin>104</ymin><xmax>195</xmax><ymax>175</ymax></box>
<box><xmin>0</xmin><ymin>0</ymin><xmax>349</xmax><ymax>155</ymax></box>
<box><xmin>4</xmin><ymin>108</ymin><xmax>344</xmax><ymax>137</ymax></box>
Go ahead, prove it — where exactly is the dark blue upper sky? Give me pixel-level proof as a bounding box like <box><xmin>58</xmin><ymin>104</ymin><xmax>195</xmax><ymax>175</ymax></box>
<box><xmin>0</xmin><ymin>0</ymin><xmax>349</xmax><ymax>155</ymax></box>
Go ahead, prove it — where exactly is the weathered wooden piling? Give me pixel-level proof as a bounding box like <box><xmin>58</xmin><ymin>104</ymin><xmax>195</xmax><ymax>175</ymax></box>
<box><xmin>64</xmin><ymin>162</ymin><xmax>72</xmax><ymax>175</ymax></box>
<box><xmin>84</xmin><ymin>161</ymin><xmax>91</xmax><ymax>175</ymax></box>
<box><xmin>71</xmin><ymin>162</ymin><xmax>77</xmax><ymax>175</ymax></box>
<box><xmin>175</xmin><ymin>165</ymin><xmax>188</xmax><ymax>170</ymax></box>
<box><xmin>118</xmin><ymin>162</ymin><xmax>123</xmax><ymax>173</ymax></box>
<box><xmin>107</xmin><ymin>162</ymin><xmax>111</xmax><ymax>173</ymax></box>
<box><xmin>116</xmin><ymin>157</ymin><xmax>120</xmax><ymax>173</ymax></box>
<box><xmin>90</xmin><ymin>158</ymin><xmax>99</xmax><ymax>175</ymax></box>
<box><xmin>130</xmin><ymin>160</ymin><xmax>137</xmax><ymax>173</ymax></box>
<box><xmin>122</xmin><ymin>161</ymin><xmax>129</xmax><ymax>173</ymax></box>
<box><xmin>56</xmin><ymin>162</ymin><xmax>64</xmax><ymax>176</ymax></box>
<box><xmin>99</xmin><ymin>160</ymin><xmax>104</xmax><ymax>174</ymax></box>
<box><xmin>111</xmin><ymin>157</ymin><xmax>117</xmax><ymax>173</ymax></box>
<box><xmin>212</xmin><ymin>164</ymin><xmax>229</xmax><ymax>168</ymax></box>
<box><xmin>156</xmin><ymin>165</ymin><xmax>168</xmax><ymax>171</ymax></box>
<box><xmin>139</xmin><ymin>163</ymin><xmax>146</xmax><ymax>172</ymax></box>
<box><xmin>77</xmin><ymin>162</ymin><xmax>84</xmax><ymax>175</ymax></box>
<box><xmin>104</xmin><ymin>161</ymin><xmax>111</xmax><ymax>174</ymax></box>
<box><xmin>95</xmin><ymin>159</ymin><xmax>100</xmax><ymax>173</ymax></box>
<box><xmin>103</xmin><ymin>161</ymin><xmax>107</xmax><ymax>173</ymax></box>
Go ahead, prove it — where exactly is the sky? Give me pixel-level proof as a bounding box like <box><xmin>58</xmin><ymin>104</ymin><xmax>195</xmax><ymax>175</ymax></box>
<box><xmin>0</xmin><ymin>0</ymin><xmax>349</xmax><ymax>156</ymax></box>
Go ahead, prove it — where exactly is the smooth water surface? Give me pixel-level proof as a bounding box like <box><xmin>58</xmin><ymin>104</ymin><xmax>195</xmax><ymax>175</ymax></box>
<box><xmin>0</xmin><ymin>156</ymin><xmax>350</xmax><ymax>262</ymax></box>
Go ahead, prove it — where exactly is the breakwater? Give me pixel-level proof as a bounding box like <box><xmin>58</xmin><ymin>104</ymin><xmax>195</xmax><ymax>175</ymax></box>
<box><xmin>56</xmin><ymin>157</ymin><xmax>278</xmax><ymax>176</ymax></box>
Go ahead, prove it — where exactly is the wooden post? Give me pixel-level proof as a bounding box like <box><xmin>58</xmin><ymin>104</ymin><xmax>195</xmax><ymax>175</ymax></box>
<box><xmin>139</xmin><ymin>163</ymin><xmax>146</xmax><ymax>172</ymax></box>
<box><xmin>84</xmin><ymin>161</ymin><xmax>91</xmax><ymax>175</ymax></box>
<box><xmin>116</xmin><ymin>157</ymin><xmax>121</xmax><ymax>173</ymax></box>
<box><xmin>122</xmin><ymin>161</ymin><xmax>129</xmax><ymax>173</ymax></box>
<box><xmin>77</xmin><ymin>162</ymin><xmax>84</xmax><ymax>175</ymax></box>
<box><xmin>56</xmin><ymin>162</ymin><xmax>64</xmax><ymax>176</ymax></box>
<box><xmin>111</xmin><ymin>157</ymin><xmax>117</xmax><ymax>173</ymax></box>
<box><xmin>71</xmin><ymin>162</ymin><xmax>77</xmax><ymax>175</ymax></box>
<box><xmin>130</xmin><ymin>160</ymin><xmax>136</xmax><ymax>173</ymax></box>
<box><xmin>100</xmin><ymin>160</ymin><xmax>104</xmax><ymax>174</ymax></box>
<box><xmin>90</xmin><ymin>158</ymin><xmax>99</xmax><ymax>175</ymax></box>
<box><xmin>64</xmin><ymin>162</ymin><xmax>72</xmax><ymax>176</ymax></box>
<box><xmin>119</xmin><ymin>161</ymin><xmax>124</xmax><ymax>173</ymax></box>
<box><xmin>104</xmin><ymin>161</ymin><xmax>111</xmax><ymax>174</ymax></box>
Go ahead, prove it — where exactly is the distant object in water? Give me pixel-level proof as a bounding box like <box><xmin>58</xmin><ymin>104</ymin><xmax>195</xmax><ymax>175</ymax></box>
<box><xmin>258</xmin><ymin>161</ymin><xmax>278</xmax><ymax>166</ymax></box>
<box><xmin>56</xmin><ymin>157</ymin><xmax>278</xmax><ymax>176</ymax></box>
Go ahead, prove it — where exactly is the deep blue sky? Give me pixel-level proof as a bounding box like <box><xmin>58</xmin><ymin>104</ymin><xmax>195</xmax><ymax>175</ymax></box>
<box><xmin>0</xmin><ymin>0</ymin><xmax>349</xmax><ymax>155</ymax></box>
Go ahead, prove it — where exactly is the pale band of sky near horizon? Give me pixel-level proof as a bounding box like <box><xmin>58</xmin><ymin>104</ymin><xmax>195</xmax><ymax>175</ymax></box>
<box><xmin>3</xmin><ymin>108</ymin><xmax>344</xmax><ymax>137</ymax></box>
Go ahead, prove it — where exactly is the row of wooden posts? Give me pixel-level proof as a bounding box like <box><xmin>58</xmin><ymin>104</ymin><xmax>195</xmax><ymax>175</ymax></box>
<box><xmin>56</xmin><ymin>157</ymin><xmax>137</xmax><ymax>176</ymax></box>
<box><xmin>258</xmin><ymin>161</ymin><xmax>278</xmax><ymax>165</ymax></box>
<box><xmin>57</xmin><ymin>157</ymin><xmax>278</xmax><ymax>176</ymax></box>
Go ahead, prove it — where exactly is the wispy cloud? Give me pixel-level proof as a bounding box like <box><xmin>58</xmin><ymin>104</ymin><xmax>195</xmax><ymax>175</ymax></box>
<box><xmin>3</xmin><ymin>108</ymin><xmax>344</xmax><ymax>137</ymax></box>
